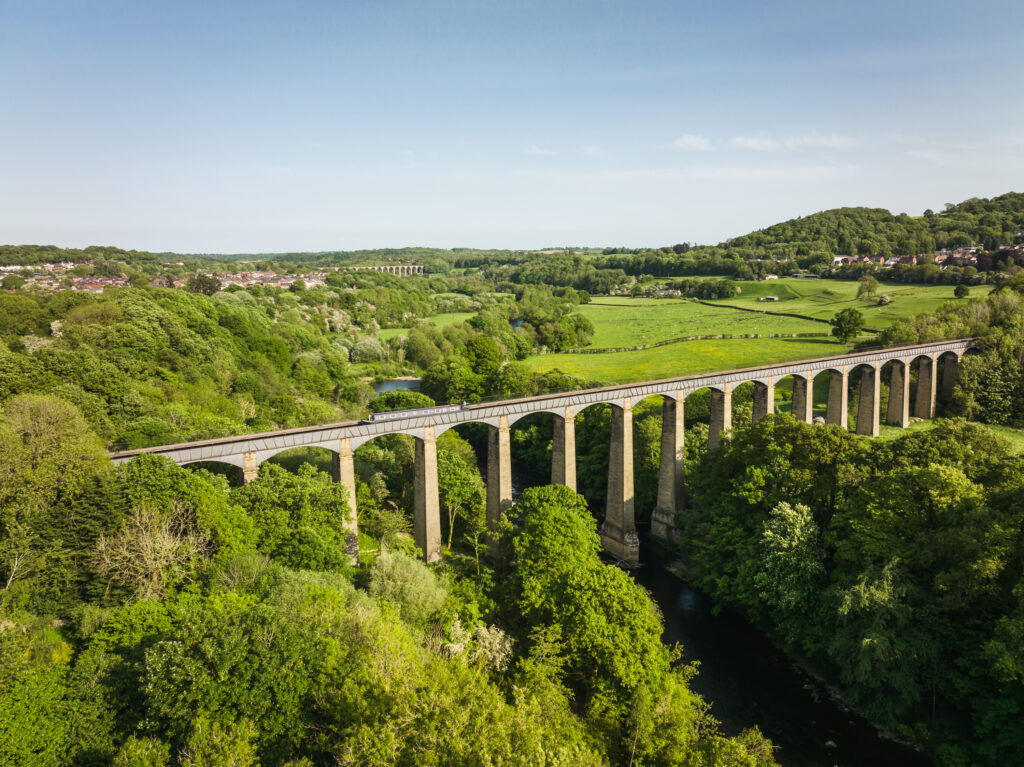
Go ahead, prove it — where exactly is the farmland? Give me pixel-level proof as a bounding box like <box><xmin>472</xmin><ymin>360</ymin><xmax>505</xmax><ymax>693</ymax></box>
<box><xmin>712</xmin><ymin>277</ymin><xmax>983</xmax><ymax>326</ymax></box>
<box><xmin>379</xmin><ymin>311</ymin><xmax>475</xmax><ymax>340</ymax></box>
<box><xmin>574</xmin><ymin>297</ymin><xmax>827</xmax><ymax>347</ymax></box>
<box><xmin>520</xmin><ymin>336</ymin><xmax>851</xmax><ymax>384</ymax></box>
<box><xmin>521</xmin><ymin>278</ymin><xmax>978</xmax><ymax>383</ymax></box>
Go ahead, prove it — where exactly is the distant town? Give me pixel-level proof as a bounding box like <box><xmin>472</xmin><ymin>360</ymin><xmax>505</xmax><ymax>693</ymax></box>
<box><xmin>0</xmin><ymin>262</ymin><xmax>424</xmax><ymax>294</ymax></box>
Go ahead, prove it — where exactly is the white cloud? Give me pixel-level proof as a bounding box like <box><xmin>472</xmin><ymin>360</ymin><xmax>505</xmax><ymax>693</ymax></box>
<box><xmin>580</xmin><ymin>144</ymin><xmax>605</xmax><ymax>157</ymax></box>
<box><xmin>731</xmin><ymin>135</ymin><xmax>781</xmax><ymax>151</ymax></box>
<box><xmin>672</xmin><ymin>133</ymin><xmax>714</xmax><ymax>151</ymax></box>
<box><xmin>793</xmin><ymin>133</ymin><xmax>859</xmax><ymax>150</ymax></box>
<box><xmin>508</xmin><ymin>162</ymin><xmax>857</xmax><ymax>184</ymax></box>
<box><xmin>730</xmin><ymin>133</ymin><xmax>858</xmax><ymax>151</ymax></box>
<box><xmin>523</xmin><ymin>146</ymin><xmax>555</xmax><ymax>156</ymax></box>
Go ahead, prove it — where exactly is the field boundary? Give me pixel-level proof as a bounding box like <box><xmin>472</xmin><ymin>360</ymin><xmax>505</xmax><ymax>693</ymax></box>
<box><xmin>543</xmin><ymin>331</ymin><xmax>831</xmax><ymax>355</ymax></box>
<box><xmin>693</xmin><ymin>299</ymin><xmax>883</xmax><ymax>333</ymax></box>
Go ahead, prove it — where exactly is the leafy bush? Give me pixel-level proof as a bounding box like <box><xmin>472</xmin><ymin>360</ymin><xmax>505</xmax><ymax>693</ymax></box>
<box><xmin>367</xmin><ymin>550</ymin><xmax>447</xmax><ymax>626</ymax></box>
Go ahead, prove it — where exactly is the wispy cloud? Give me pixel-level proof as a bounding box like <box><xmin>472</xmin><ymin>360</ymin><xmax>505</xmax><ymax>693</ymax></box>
<box><xmin>580</xmin><ymin>144</ymin><xmax>605</xmax><ymax>157</ymax></box>
<box><xmin>731</xmin><ymin>133</ymin><xmax>859</xmax><ymax>151</ymax></box>
<box><xmin>507</xmin><ymin>163</ymin><xmax>857</xmax><ymax>184</ymax></box>
<box><xmin>672</xmin><ymin>133</ymin><xmax>714</xmax><ymax>151</ymax></box>
<box><xmin>523</xmin><ymin>146</ymin><xmax>555</xmax><ymax>156</ymax></box>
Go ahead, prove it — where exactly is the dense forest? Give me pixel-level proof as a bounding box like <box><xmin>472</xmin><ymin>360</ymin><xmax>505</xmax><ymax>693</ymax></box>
<box><xmin>681</xmin><ymin>417</ymin><xmax>1024</xmax><ymax>765</ymax></box>
<box><xmin>0</xmin><ymin>392</ymin><xmax>776</xmax><ymax>766</ymax></box>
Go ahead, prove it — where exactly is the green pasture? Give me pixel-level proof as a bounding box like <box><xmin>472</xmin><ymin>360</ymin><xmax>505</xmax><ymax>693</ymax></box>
<box><xmin>574</xmin><ymin>297</ymin><xmax>827</xmax><ymax>347</ymax></box>
<box><xmin>379</xmin><ymin>311</ymin><xmax>476</xmax><ymax>340</ymax></box>
<box><xmin>876</xmin><ymin>419</ymin><xmax>1024</xmax><ymax>453</ymax></box>
<box><xmin>521</xmin><ymin>336</ymin><xmax>852</xmax><ymax>384</ymax></box>
<box><xmin>715</xmin><ymin>278</ymin><xmax>983</xmax><ymax>327</ymax></box>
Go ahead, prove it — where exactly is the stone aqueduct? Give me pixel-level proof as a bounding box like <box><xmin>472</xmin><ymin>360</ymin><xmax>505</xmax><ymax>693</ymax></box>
<box><xmin>110</xmin><ymin>338</ymin><xmax>975</xmax><ymax>566</ymax></box>
<box><xmin>348</xmin><ymin>264</ymin><xmax>424</xmax><ymax>275</ymax></box>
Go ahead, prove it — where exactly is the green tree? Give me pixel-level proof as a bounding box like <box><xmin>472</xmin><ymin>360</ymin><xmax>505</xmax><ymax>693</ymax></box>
<box><xmin>857</xmin><ymin>275</ymin><xmax>880</xmax><ymax>298</ymax></box>
<box><xmin>180</xmin><ymin>716</ymin><xmax>259</xmax><ymax>767</ymax></box>
<box><xmin>143</xmin><ymin>602</ymin><xmax>320</xmax><ymax>764</ymax></box>
<box><xmin>463</xmin><ymin>336</ymin><xmax>504</xmax><ymax>379</ymax></box>
<box><xmin>830</xmin><ymin>308</ymin><xmax>865</xmax><ymax>343</ymax></box>
<box><xmin>0</xmin><ymin>395</ymin><xmax>108</xmax><ymax>524</ymax></box>
<box><xmin>185</xmin><ymin>274</ymin><xmax>220</xmax><ymax>296</ymax></box>
<box><xmin>954</xmin><ymin>283</ymin><xmax>970</xmax><ymax>298</ymax></box>
<box><xmin>754</xmin><ymin>502</ymin><xmax>826</xmax><ymax>648</ymax></box>
<box><xmin>437</xmin><ymin>449</ymin><xmax>484</xmax><ymax>548</ymax></box>
<box><xmin>367</xmin><ymin>549</ymin><xmax>447</xmax><ymax>626</ymax></box>
<box><xmin>231</xmin><ymin>463</ymin><xmax>351</xmax><ymax>559</ymax></box>
<box><xmin>369</xmin><ymin>388</ymin><xmax>434</xmax><ymax>413</ymax></box>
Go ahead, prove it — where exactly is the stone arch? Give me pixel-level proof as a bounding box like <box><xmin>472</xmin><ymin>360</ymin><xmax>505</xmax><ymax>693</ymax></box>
<box><xmin>775</xmin><ymin>371</ymin><xmax>813</xmax><ymax>423</ymax></box>
<box><xmin>729</xmin><ymin>380</ymin><xmax>757</xmax><ymax>432</ymax></box>
<box><xmin>847</xmin><ymin>361</ymin><xmax>881</xmax><ymax>436</ymax></box>
<box><xmin>180</xmin><ymin>454</ymin><xmax>246</xmax><ymax>470</ymax></box>
<box><xmin>180</xmin><ymin>457</ymin><xmax>248</xmax><ymax>486</ymax></box>
<box><xmin>937</xmin><ymin>350</ymin><xmax>961</xmax><ymax>405</ymax></box>
<box><xmin>876</xmin><ymin>357</ymin><xmax>910</xmax><ymax>428</ymax></box>
<box><xmin>681</xmin><ymin>386</ymin><xmax>715</xmax><ymax>448</ymax></box>
<box><xmin>264</xmin><ymin>445</ymin><xmax>337</xmax><ymax>476</ymax></box>
<box><xmin>908</xmin><ymin>353</ymin><xmax>938</xmax><ymax>419</ymax></box>
<box><xmin>351</xmin><ymin>429</ymin><xmax>441</xmax><ymax>562</ymax></box>
<box><xmin>806</xmin><ymin>366</ymin><xmax>848</xmax><ymax>427</ymax></box>
<box><xmin>630</xmin><ymin>393</ymin><xmax>673</xmax><ymax>529</ymax></box>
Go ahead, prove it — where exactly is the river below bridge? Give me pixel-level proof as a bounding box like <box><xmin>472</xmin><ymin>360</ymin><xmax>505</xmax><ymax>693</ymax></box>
<box><xmin>631</xmin><ymin>538</ymin><xmax>932</xmax><ymax>767</ymax></box>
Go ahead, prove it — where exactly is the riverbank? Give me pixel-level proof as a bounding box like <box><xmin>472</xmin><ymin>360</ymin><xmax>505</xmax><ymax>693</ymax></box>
<box><xmin>634</xmin><ymin>536</ymin><xmax>933</xmax><ymax>767</ymax></box>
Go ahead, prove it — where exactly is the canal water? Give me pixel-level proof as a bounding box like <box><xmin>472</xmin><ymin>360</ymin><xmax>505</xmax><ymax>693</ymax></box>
<box><xmin>632</xmin><ymin>539</ymin><xmax>933</xmax><ymax>767</ymax></box>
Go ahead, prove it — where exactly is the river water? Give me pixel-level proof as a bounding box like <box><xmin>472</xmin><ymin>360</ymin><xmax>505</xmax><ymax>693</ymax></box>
<box><xmin>370</xmin><ymin>377</ymin><xmax>421</xmax><ymax>394</ymax></box>
<box><xmin>632</xmin><ymin>539</ymin><xmax>933</xmax><ymax>767</ymax></box>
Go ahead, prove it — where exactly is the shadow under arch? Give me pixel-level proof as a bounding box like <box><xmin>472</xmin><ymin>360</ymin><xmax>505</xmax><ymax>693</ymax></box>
<box><xmin>846</xmin><ymin>361</ymin><xmax>881</xmax><ymax>435</ymax></box>
<box><xmin>265</xmin><ymin>445</ymin><xmax>337</xmax><ymax>476</ymax></box>
<box><xmin>181</xmin><ymin>458</ymin><xmax>248</xmax><ymax>487</ymax></box>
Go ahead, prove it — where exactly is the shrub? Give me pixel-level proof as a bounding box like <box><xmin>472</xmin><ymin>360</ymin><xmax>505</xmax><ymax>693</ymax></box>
<box><xmin>350</xmin><ymin>337</ymin><xmax>386</xmax><ymax>363</ymax></box>
<box><xmin>367</xmin><ymin>550</ymin><xmax>446</xmax><ymax>626</ymax></box>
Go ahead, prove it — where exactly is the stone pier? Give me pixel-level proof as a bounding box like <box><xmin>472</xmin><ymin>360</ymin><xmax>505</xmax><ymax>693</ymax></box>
<box><xmin>709</xmin><ymin>385</ymin><xmax>732</xmax><ymax>449</ymax></box>
<box><xmin>752</xmin><ymin>379</ymin><xmax>775</xmax><ymax>423</ymax></box>
<box><xmin>414</xmin><ymin>426</ymin><xmax>442</xmax><ymax>562</ymax></box>
<box><xmin>855</xmin><ymin>366</ymin><xmax>880</xmax><ymax>436</ymax></box>
<box><xmin>915</xmin><ymin>356</ymin><xmax>936</xmax><ymax>419</ymax></box>
<box><xmin>242</xmin><ymin>451</ymin><xmax>259</xmax><ymax>483</ymax></box>
<box><xmin>941</xmin><ymin>354</ymin><xmax>958</xmax><ymax>402</ymax></box>
<box><xmin>486</xmin><ymin>415</ymin><xmax>513</xmax><ymax>533</ymax></box>
<box><xmin>791</xmin><ymin>374</ymin><xmax>814</xmax><ymax>423</ymax></box>
<box><xmin>826</xmin><ymin>369</ymin><xmax>848</xmax><ymax>428</ymax></box>
<box><xmin>887</xmin><ymin>360</ymin><xmax>910</xmax><ymax>427</ymax></box>
<box><xmin>602</xmin><ymin>399</ymin><xmax>639</xmax><ymax>565</ymax></box>
<box><xmin>551</xmin><ymin>407</ymin><xmax>577</xmax><ymax>491</ymax></box>
<box><xmin>332</xmin><ymin>437</ymin><xmax>360</xmax><ymax>562</ymax></box>
<box><xmin>651</xmin><ymin>395</ymin><xmax>685</xmax><ymax>543</ymax></box>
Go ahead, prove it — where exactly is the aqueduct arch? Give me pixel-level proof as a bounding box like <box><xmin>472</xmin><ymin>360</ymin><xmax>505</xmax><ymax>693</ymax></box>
<box><xmin>112</xmin><ymin>339</ymin><xmax>978</xmax><ymax>567</ymax></box>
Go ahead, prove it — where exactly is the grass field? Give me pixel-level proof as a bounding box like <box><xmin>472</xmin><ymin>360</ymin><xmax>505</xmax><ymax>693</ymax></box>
<box><xmin>521</xmin><ymin>336</ymin><xmax>852</xmax><ymax>384</ymax></box>
<box><xmin>379</xmin><ymin>311</ymin><xmax>476</xmax><ymax>340</ymax></box>
<box><xmin>715</xmin><ymin>278</ymin><xmax>983</xmax><ymax>327</ymax></box>
<box><xmin>518</xmin><ymin>279</ymin><xmax>977</xmax><ymax>383</ymax></box>
<box><xmin>576</xmin><ymin>298</ymin><xmax>827</xmax><ymax>347</ymax></box>
<box><xmin>877</xmin><ymin>420</ymin><xmax>1024</xmax><ymax>454</ymax></box>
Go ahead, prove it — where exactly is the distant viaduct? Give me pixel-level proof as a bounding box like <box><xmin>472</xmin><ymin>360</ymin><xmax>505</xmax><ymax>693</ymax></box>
<box><xmin>110</xmin><ymin>338</ymin><xmax>975</xmax><ymax>566</ymax></box>
<box><xmin>347</xmin><ymin>264</ymin><xmax>424</xmax><ymax>275</ymax></box>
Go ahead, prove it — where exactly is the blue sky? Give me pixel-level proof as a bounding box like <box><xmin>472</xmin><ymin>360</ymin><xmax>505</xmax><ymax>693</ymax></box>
<box><xmin>2</xmin><ymin>0</ymin><xmax>1022</xmax><ymax>253</ymax></box>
